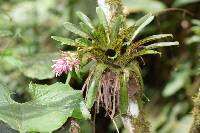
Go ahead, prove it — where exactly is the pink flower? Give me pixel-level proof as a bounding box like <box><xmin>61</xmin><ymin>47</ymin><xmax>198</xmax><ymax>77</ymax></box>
<box><xmin>73</xmin><ymin>59</ymin><xmax>80</xmax><ymax>70</ymax></box>
<box><xmin>52</xmin><ymin>53</ymin><xmax>80</xmax><ymax>77</ymax></box>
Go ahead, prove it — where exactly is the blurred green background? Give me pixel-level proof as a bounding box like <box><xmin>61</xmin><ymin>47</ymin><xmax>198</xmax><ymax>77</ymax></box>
<box><xmin>0</xmin><ymin>0</ymin><xmax>200</xmax><ymax>133</ymax></box>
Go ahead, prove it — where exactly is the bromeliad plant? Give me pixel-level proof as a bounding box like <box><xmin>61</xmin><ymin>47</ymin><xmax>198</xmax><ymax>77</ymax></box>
<box><xmin>52</xmin><ymin>0</ymin><xmax>179</xmax><ymax>132</ymax></box>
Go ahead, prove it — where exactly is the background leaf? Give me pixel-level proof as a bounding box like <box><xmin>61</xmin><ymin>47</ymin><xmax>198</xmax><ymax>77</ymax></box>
<box><xmin>0</xmin><ymin>82</ymin><xmax>84</xmax><ymax>132</ymax></box>
<box><xmin>162</xmin><ymin>63</ymin><xmax>191</xmax><ymax>97</ymax></box>
<box><xmin>172</xmin><ymin>0</ymin><xmax>200</xmax><ymax>7</ymax></box>
<box><xmin>20</xmin><ymin>53</ymin><xmax>59</xmax><ymax>80</ymax></box>
<box><xmin>123</xmin><ymin>0</ymin><xmax>166</xmax><ymax>13</ymax></box>
<box><xmin>0</xmin><ymin>30</ymin><xmax>13</xmax><ymax>37</ymax></box>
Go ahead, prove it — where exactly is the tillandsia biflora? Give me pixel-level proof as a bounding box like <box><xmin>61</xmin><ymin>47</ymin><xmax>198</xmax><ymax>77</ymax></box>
<box><xmin>52</xmin><ymin>0</ymin><xmax>179</xmax><ymax>132</ymax></box>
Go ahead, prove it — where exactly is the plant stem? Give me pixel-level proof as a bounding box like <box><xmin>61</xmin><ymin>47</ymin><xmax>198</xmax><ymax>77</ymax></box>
<box><xmin>66</xmin><ymin>72</ymin><xmax>72</xmax><ymax>84</ymax></box>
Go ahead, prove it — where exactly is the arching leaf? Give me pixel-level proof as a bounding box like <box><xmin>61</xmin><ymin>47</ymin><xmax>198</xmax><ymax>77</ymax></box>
<box><xmin>134</xmin><ymin>49</ymin><xmax>161</xmax><ymax>57</ymax></box>
<box><xmin>64</xmin><ymin>22</ymin><xmax>89</xmax><ymax>39</ymax></box>
<box><xmin>131</xmin><ymin>34</ymin><xmax>173</xmax><ymax>49</ymax></box>
<box><xmin>75</xmin><ymin>38</ymin><xmax>92</xmax><ymax>46</ymax></box>
<box><xmin>127</xmin><ymin>13</ymin><xmax>154</xmax><ymax>45</ymax></box>
<box><xmin>51</xmin><ymin>36</ymin><xmax>76</xmax><ymax>46</ymax></box>
<box><xmin>86</xmin><ymin>64</ymin><xmax>108</xmax><ymax>109</ymax></box>
<box><xmin>129</xmin><ymin>61</ymin><xmax>144</xmax><ymax>90</ymax></box>
<box><xmin>145</xmin><ymin>41</ymin><xmax>179</xmax><ymax>49</ymax></box>
<box><xmin>76</xmin><ymin>11</ymin><xmax>94</xmax><ymax>30</ymax></box>
<box><xmin>80</xmin><ymin>22</ymin><xmax>93</xmax><ymax>35</ymax></box>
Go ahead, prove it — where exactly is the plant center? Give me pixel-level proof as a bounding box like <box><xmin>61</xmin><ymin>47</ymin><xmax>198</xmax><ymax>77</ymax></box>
<box><xmin>105</xmin><ymin>49</ymin><xmax>116</xmax><ymax>57</ymax></box>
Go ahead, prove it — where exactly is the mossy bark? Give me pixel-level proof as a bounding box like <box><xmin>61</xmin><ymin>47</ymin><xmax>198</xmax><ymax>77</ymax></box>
<box><xmin>122</xmin><ymin>94</ymin><xmax>150</xmax><ymax>133</ymax></box>
<box><xmin>97</xmin><ymin>0</ymin><xmax>123</xmax><ymax>23</ymax></box>
<box><xmin>133</xmin><ymin>95</ymin><xmax>150</xmax><ymax>133</ymax></box>
<box><xmin>190</xmin><ymin>92</ymin><xmax>200</xmax><ymax>133</ymax></box>
<box><xmin>105</xmin><ymin>0</ymin><xmax>123</xmax><ymax>16</ymax></box>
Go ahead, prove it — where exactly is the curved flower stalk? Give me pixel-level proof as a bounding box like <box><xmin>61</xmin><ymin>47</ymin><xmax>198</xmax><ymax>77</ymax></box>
<box><xmin>52</xmin><ymin>2</ymin><xmax>179</xmax><ymax>132</ymax></box>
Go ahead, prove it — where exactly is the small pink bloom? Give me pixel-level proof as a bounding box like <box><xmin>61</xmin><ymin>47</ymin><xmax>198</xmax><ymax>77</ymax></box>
<box><xmin>73</xmin><ymin>59</ymin><xmax>80</xmax><ymax>70</ymax></box>
<box><xmin>52</xmin><ymin>53</ymin><xmax>80</xmax><ymax>77</ymax></box>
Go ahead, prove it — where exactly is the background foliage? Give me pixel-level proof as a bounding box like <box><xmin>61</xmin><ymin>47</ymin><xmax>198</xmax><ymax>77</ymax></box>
<box><xmin>0</xmin><ymin>0</ymin><xmax>200</xmax><ymax>133</ymax></box>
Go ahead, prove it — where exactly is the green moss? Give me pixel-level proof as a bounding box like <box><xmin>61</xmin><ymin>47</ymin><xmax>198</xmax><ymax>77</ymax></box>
<box><xmin>132</xmin><ymin>113</ymin><xmax>150</xmax><ymax>133</ymax></box>
<box><xmin>190</xmin><ymin>92</ymin><xmax>200</xmax><ymax>133</ymax></box>
<box><xmin>105</xmin><ymin>0</ymin><xmax>124</xmax><ymax>21</ymax></box>
<box><xmin>131</xmin><ymin>94</ymin><xmax>150</xmax><ymax>133</ymax></box>
<box><xmin>121</xmin><ymin>92</ymin><xmax>150</xmax><ymax>133</ymax></box>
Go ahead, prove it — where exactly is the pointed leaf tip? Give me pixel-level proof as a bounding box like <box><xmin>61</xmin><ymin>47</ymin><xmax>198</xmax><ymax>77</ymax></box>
<box><xmin>96</xmin><ymin>7</ymin><xmax>109</xmax><ymax>32</ymax></box>
<box><xmin>64</xmin><ymin>22</ymin><xmax>89</xmax><ymax>39</ymax></box>
<box><xmin>76</xmin><ymin>11</ymin><xmax>94</xmax><ymax>30</ymax></box>
<box><xmin>128</xmin><ymin>13</ymin><xmax>155</xmax><ymax>45</ymax></box>
<box><xmin>51</xmin><ymin>36</ymin><xmax>75</xmax><ymax>46</ymax></box>
<box><xmin>146</xmin><ymin>41</ymin><xmax>179</xmax><ymax>49</ymax></box>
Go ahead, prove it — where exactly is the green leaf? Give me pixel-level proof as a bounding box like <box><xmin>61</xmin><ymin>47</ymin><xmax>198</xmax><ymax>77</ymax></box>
<box><xmin>80</xmin><ymin>101</ymin><xmax>91</xmax><ymax>119</ymax></box>
<box><xmin>171</xmin><ymin>115</ymin><xmax>193</xmax><ymax>133</ymax></box>
<box><xmin>134</xmin><ymin>49</ymin><xmax>161</xmax><ymax>57</ymax></box>
<box><xmin>86</xmin><ymin>64</ymin><xmax>107</xmax><ymax>109</ymax></box>
<box><xmin>191</xmin><ymin>25</ymin><xmax>200</xmax><ymax>36</ymax></box>
<box><xmin>75</xmin><ymin>38</ymin><xmax>92</xmax><ymax>46</ymax></box>
<box><xmin>92</xmin><ymin>24</ymin><xmax>107</xmax><ymax>45</ymax></box>
<box><xmin>80</xmin><ymin>22</ymin><xmax>93</xmax><ymax>35</ymax></box>
<box><xmin>111</xmin><ymin>15</ymin><xmax>123</xmax><ymax>42</ymax></box>
<box><xmin>129</xmin><ymin>61</ymin><xmax>144</xmax><ymax>89</ymax></box>
<box><xmin>96</xmin><ymin>7</ymin><xmax>109</xmax><ymax>33</ymax></box>
<box><xmin>192</xmin><ymin>19</ymin><xmax>200</xmax><ymax>26</ymax></box>
<box><xmin>0</xmin><ymin>82</ymin><xmax>83</xmax><ymax>132</ymax></box>
<box><xmin>120</xmin><ymin>69</ymin><xmax>129</xmax><ymax>113</ymax></box>
<box><xmin>64</xmin><ymin>22</ymin><xmax>89</xmax><ymax>38</ymax></box>
<box><xmin>51</xmin><ymin>36</ymin><xmax>76</xmax><ymax>46</ymax></box>
<box><xmin>72</xmin><ymin>101</ymin><xmax>91</xmax><ymax>120</ymax></box>
<box><xmin>1</xmin><ymin>56</ymin><xmax>23</xmax><ymax>69</ymax></box>
<box><xmin>162</xmin><ymin>63</ymin><xmax>191</xmax><ymax>97</ymax></box>
<box><xmin>145</xmin><ymin>41</ymin><xmax>179</xmax><ymax>49</ymax></box>
<box><xmin>20</xmin><ymin>53</ymin><xmax>59</xmax><ymax>80</ymax></box>
<box><xmin>172</xmin><ymin>0</ymin><xmax>200</xmax><ymax>7</ymax></box>
<box><xmin>186</xmin><ymin>35</ymin><xmax>200</xmax><ymax>45</ymax></box>
<box><xmin>0</xmin><ymin>30</ymin><xmax>13</xmax><ymax>37</ymax></box>
<box><xmin>80</xmin><ymin>61</ymin><xmax>96</xmax><ymax>74</ymax></box>
<box><xmin>127</xmin><ymin>13</ymin><xmax>154</xmax><ymax>45</ymax></box>
<box><xmin>123</xmin><ymin>0</ymin><xmax>166</xmax><ymax>13</ymax></box>
<box><xmin>132</xmin><ymin>34</ymin><xmax>174</xmax><ymax>49</ymax></box>
<box><xmin>76</xmin><ymin>11</ymin><xmax>94</xmax><ymax>30</ymax></box>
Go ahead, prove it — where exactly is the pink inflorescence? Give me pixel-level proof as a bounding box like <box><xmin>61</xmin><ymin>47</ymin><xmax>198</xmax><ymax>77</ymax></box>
<box><xmin>52</xmin><ymin>53</ymin><xmax>80</xmax><ymax>77</ymax></box>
